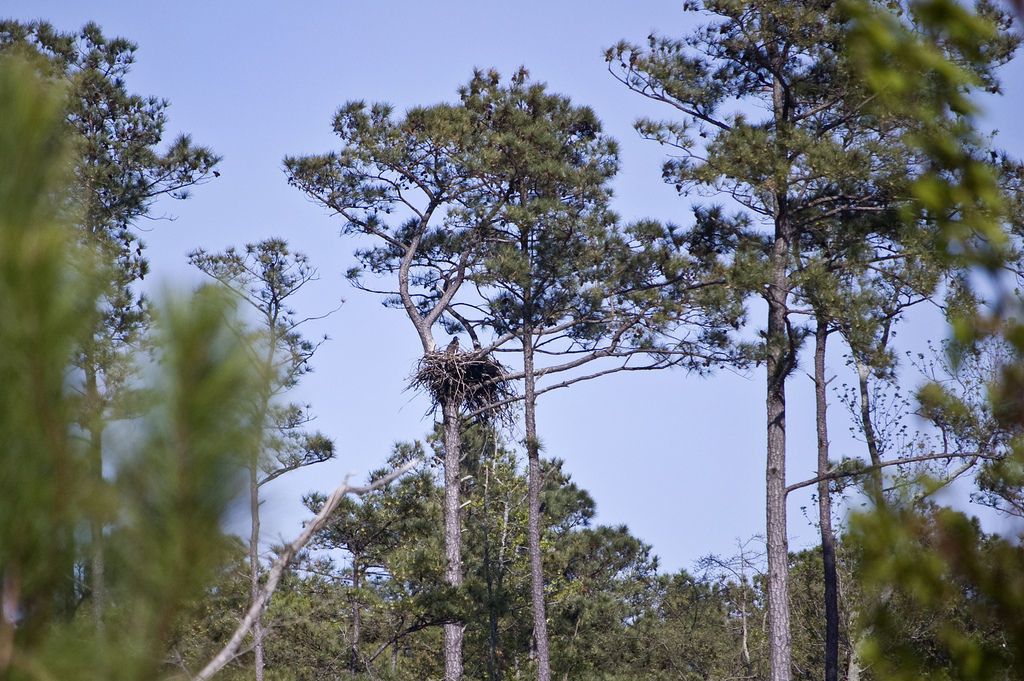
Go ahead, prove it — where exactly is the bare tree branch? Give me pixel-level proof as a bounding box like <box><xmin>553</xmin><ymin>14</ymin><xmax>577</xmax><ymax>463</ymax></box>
<box><xmin>784</xmin><ymin>451</ymin><xmax>1001</xmax><ymax>496</ymax></box>
<box><xmin>193</xmin><ymin>460</ymin><xmax>419</xmax><ymax>681</ymax></box>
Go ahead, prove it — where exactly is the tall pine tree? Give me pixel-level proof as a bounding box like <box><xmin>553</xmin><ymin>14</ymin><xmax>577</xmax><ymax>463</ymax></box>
<box><xmin>0</xmin><ymin>21</ymin><xmax>219</xmax><ymax>623</ymax></box>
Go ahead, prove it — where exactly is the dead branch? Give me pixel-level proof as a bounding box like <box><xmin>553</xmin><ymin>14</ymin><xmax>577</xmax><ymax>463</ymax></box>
<box><xmin>784</xmin><ymin>451</ymin><xmax>1002</xmax><ymax>496</ymax></box>
<box><xmin>193</xmin><ymin>460</ymin><xmax>418</xmax><ymax>681</ymax></box>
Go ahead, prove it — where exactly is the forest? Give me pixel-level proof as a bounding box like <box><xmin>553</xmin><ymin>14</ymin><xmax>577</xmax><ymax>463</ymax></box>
<box><xmin>1</xmin><ymin>1</ymin><xmax>1024</xmax><ymax>680</ymax></box>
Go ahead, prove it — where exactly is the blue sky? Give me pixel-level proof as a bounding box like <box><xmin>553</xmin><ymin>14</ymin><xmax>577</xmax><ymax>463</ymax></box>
<box><xmin>9</xmin><ymin>1</ymin><xmax>1024</xmax><ymax>572</ymax></box>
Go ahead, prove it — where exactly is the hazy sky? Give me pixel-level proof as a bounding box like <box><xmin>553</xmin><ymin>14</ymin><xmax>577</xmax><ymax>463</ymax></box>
<box><xmin>9</xmin><ymin>1</ymin><xmax>1024</xmax><ymax>572</ymax></box>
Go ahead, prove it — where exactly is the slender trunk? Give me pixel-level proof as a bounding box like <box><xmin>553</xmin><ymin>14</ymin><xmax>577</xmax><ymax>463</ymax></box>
<box><xmin>846</xmin><ymin>646</ymin><xmax>862</xmax><ymax>681</ymax></box>
<box><xmin>740</xmin><ymin>589</ymin><xmax>750</xmax><ymax>670</ymax></box>
<box><xmin>523</xmin><ymin>333</ymin><xmax>551</xmax><ymax>681</ymax></box>
<box><xmin>836</xmin><ymin>557</ymin><xmax>863</xmax><ymax>681</ymax></box>
<box><xmin>85</xmin><ymin>363</ymin><xmax>105</xmax><ymax>632</ymax></box>
<box><xmin>249</xmin><ymin>460</ymin><xmax>265</xmax><ymax>681</ymax></box>
<box><xmin>814</xmin><ymin>318</ymin><xmax>839</xmax><ymax>681</ymax></box>
<box><xmin>482</xmin><ymin>462</ymin><xmax>501</xmax><ymax>681</ymax></box>
<box><xmin>739</xmin><ymin>553</ymin><xmax>751</xmax><ymax>672</ymax></box>
<box><xmin>765</xmin><ymin>258</ymin><xmax>791</xmax><ymax>681</ymax></box>
<box><xmin>250</xmin><ymin>322</ymin><xmax>278</xmax><ymax>681</ymax></box>
<box><xmin>766</xmin><ymin>66</ymin><xmax>793</xmax><ymax>681</ymax></box>
<box><xmin>89</xmin><ymin>428</ymin><xmax>105</xmax><ymax>630</ymax></box>
<box><xmin>441</xmin><ymin>398</ymin><xmax>464</xmax><ymax>681</ymax></box>
<box><xmin>250</xmin><ymin>308</ymin><xmax>291</xmax><ymax>681</ymax></box>
<box><xmin>483</xmin><ymin>560</ymin><xmax>498</xmax><ymax>681</ymax></box>
<box><xmin>350</xmin><ymin>559</ymin><xmax>362</xmax><ymax>674</ymax></box>
<box><xmin>850</xmin><ymin>357</ymin><xmax>882</xmax><ymax>678</ymax></box>
<box><xmin>855</xmin><ymin>359</ymin><xmax>884</xmax><ymax>502</ymax></box>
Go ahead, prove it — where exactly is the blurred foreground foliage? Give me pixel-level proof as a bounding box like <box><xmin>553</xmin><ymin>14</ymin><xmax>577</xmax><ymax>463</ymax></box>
<box><xmin>0</xmin><ymin>57</ymin><xmax>261</xmax><ymax>681</ymax></box>
<box><xmin>847</xmin><ymin>0</ymin><xmax>1024</xmax><ymax>678</ymax></box>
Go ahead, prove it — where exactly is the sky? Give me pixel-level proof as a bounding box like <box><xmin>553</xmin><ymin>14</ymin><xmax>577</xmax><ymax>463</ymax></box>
<box><xmin>8</xmin><ymin>1</ymin><xmax>1024</xmax><ymax>572</ymax></box>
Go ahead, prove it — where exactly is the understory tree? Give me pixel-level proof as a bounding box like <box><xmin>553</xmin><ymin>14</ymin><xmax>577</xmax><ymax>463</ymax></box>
<box><xmin>190</xmin><ymin>239</ymin><xmax>336</xmax><ymax>681</ymax></box>
<box><xmin>303</xmin><ymin>443</ymin><xmax>440</xmax><ymax>676</ymax></box>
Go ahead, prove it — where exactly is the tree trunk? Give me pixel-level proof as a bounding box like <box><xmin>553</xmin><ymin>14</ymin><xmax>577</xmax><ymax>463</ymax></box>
<box><xmin>850</xmin><ymin>357</ymin><xmax>882</xmax><ymax>677</ymax></box>
<box><xmin>85</xmin><ymin>363</ymin><xmax>105</xmax><ymax>632</ymax></box>
<box><xmin>523</xmin><ymin>335</ymin><xmax>551</xmax><ymax>681</ymax></box>
<box><xmin>350</xmin><ymin>559</ymin><xmax>362</xmax><ymax>674</ymax></box>
<box><xmin>482</xmin><ymin>461</ymin><xmax>501</xmax><ymax>681</ymax></box>
<box><xmin>89</xmin><ymin>430</ymin><xmax>105</xmax><ymax>630</ymax></box>
<box><xmin>814</xmin><ymin>318</ymin><xmax>839</xmax><ymax>681</ymax></box>
<box><xmin>250</xmin><ymin>318</ymin><xmax>281</xmax><ymax>681</ymax></box>
<box><xmin>766</xmin><ymin>204</ymin><xmax>792</xmax><ymax>681</ymax></box>
<box><xmin>846</xmin><ymin>645</ymin><xmax>862</xmax><ymax>681</ymax></box>
<box><xmin>441</xmin><ymin>398</ymin><xmax>464</xmax><ymax>681</ymax></box>
<box><xmin>738</xmin><ymin>544</ymin><xmax>751</xmax><ymax>672</ymax></box>
<box><xmin>249</xmin><ymin>461</ymin><xmax>265</xmax><ymax>681</ymax></box>
<box><xmin>855</xmin><ymin>358</ymin><xmax>884</xmax><ymax>502</ymax></box>
<box><xmin>766</xmin><ymin>65</ymin><xmax>793</xmax><ymax>681</ymax></box>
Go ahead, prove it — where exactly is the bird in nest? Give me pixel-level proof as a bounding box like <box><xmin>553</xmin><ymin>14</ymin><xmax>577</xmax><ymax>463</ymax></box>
<box><xmin>445</xmin><ymin>337</ymin><xmax>460</xmax><ymax>355</ymax></box>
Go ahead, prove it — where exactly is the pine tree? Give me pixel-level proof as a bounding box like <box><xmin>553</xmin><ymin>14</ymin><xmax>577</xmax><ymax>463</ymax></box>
<box><xmin>0</xmin><ymin>21</ymin><xmax>220</xmax><ymax>623</ymax></box>
<box><xmin>607</xmin><ymin>2</ymin><xmax>1018</xmax><ymax>678</ymax></box>
<box><xmin>0</xmin><ymin>55</ymin><xmax>262</xmax><ymax>681</ymax></box>
<box><xmin>448</xmin><ymin>69</ymin><xmax>743</xmax><ymax>680</ymax></box>
<box><xmin>190</xmin><ymin>239</ymin><xmax>336</xmax><ymax>681</ymax></box>
<box><xmin>285</xmin><ymin>95</ymin><xmax>506</xmax><ymax>680</ymax></box>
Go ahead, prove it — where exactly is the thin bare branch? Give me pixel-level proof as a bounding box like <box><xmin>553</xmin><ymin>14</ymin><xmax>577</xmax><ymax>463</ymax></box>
<box><xmin>784</xmin><ymin>451</ymin><xmax>1000</xmax><ymax>496</ymax></box>
<box><xmin>193</xmin><ymin>460</ymin><xmax>419</xmax><ymax>681</ymax></box>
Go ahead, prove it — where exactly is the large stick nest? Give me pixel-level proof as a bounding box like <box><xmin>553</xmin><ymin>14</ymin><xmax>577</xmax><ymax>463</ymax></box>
<box><xmin>411</xmin><ymin>350</ymin><xmax>516</xmax><ymax>422</ymax></box>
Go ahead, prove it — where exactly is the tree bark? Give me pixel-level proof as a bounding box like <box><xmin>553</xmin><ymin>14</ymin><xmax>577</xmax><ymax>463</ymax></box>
<box><xmin>248</xmin><ymin>460</ymin><xmax>265</xmax><ymax>681</ymax></box>
<box><xmin>850</xmin><ymin>357</ymin><xmax>882</xmax><ymax>678</ymax></box>
<box><xmin>814</xmin><ymin>318</ymin><xmax>839</xmax><ymax>681</ymax></box>
<box><xmin>766</xmin><ymin>67</ymin><xmax>793</xmax><ymax>681</ymax></box>
<box><xmin>846</xmin><ymin>646</ymin><xmax>862</xmax><ymax>681</ymax></box>
<box><xmin>523</xmin><ymin>334</ymin><xmax>551</xmax><ymax>681</ymax></box>
<box><xmin>441</xmin><ymin>398</ymin><xmax>464</xmax><ymax>681</ymax></box>
<box><xmin>249</xmin><ymin>321</ymin><xmax>280</xmax><ymax>681</ymax></box>
<box><xmin>765</xmin><ymin>252</ymin><xmax>791</xmax><ymax>681</ymax></box>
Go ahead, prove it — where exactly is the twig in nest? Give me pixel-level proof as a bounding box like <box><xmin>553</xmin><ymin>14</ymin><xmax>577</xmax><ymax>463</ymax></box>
<box><xmin>410</xmin><ymin>350</ymin><xmax>517</xmax><ymax>424</ymax></box>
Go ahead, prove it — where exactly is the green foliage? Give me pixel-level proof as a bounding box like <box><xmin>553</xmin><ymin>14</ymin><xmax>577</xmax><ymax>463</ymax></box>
<box><xmin>190</xmin><ymin>239</ymin><xmax>336</xmax><ymax>480</ymax></box>
<box><xmin>852</xmin><ymin>506</ymin><xmax>1023</xmax><ymax>680</ymax></box>
<box><xmin>1</xmin><ymin>21</ymin><xmax>222</xmax><ymax>631</ymax></box>
<box><xmin>845</xmin><ymin>0</ymin><xmax>1020</xmax><ymax>270</ymax></box>
<box><xmin>6</xmin><ymin>8</ymin><xmax>1024</xmax><ymax>681</ymax></box>
<box><xmin>0</xmin><ymin>54</ymin><xmax>98</xmax><ymax>650</ymax></box>
<box><xmin>0</xmin><ymin>19</ymin><xmax>220</xmax><ymax>386</ymax></box>
<box><xmin>605</xmin><ymin>0</ymin><xmax>1006</xmax><ymax>340</ymax></box>
<box><xmin>171</xmin><ymin>426</ymin><xmax>707</xmax><ymax>681</ymax></box>
<box><xmin>843</xmin><ymin>3</ymin><xmax>1024</xmax><ymax>680</ymax></box>
<box><xmin>0</xmin><ymin>56</ymin><xmax>263</xmax><ymax>681</ymax></box>
<box><xmin>284</xmin><ymin>94</ymin><xmax>495</xmax><ymax>342</ymax></box>
<box><xmin>453</xmin><ymin>69</ymin><xmax>744</xmax><ymax>371</ymax></box>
